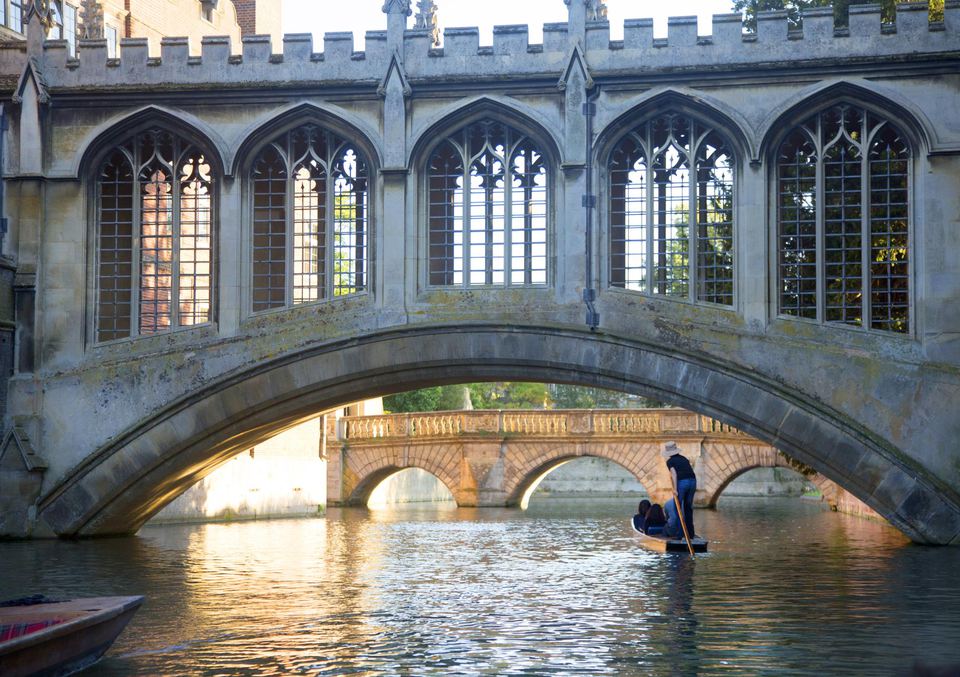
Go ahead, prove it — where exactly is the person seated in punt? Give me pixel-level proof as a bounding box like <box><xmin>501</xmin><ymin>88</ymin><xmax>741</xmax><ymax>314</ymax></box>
<box><xmin>632</xmin><ymin>499</ymin><xmax>652</xmax><ymax>533</ymax></box>
<box><xmin>643</xmin><ymin>503</ymin><xmax>667</xmax><ymax>535</ymax></box>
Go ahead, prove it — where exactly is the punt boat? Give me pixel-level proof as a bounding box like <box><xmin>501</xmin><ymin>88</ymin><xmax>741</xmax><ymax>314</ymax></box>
<box><xmin>630</xmin><ymin>516</ymin><xmax>708</xmax><ymax>553</ymax></box>
<box><xmin>0</xmin><ymin>595</ymin><xmax>143</xmax><ymax>677</ymax></box>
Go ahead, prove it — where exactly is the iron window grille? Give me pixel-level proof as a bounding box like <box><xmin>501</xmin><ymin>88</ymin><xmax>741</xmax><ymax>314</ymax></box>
<box><xmin>776</xmin><ymin>104</ymin><xmax>909</xmax><ymax>334</ymax></box>
<box><xmin>427</xmin><ymin>119</ymin><xmax>548</xmax><ymax>288</ymax></box>
<box><xmin>9</xmin><ymin>1</ymin><xmax>23</xmax><ymax>33</ymax></box>
<box><xmin>96</xmin><ymin>128</ymin><xmax>214</xmax><ymax>342</ymax></box>
<box><xmin>609</xmin><ymin>113</ymin><xmax>735</xmax><ymax>306</ymax></box>
<box><xmin>250</xmin><ymin>125</ymin><xmax>369</xmax><ymax>312</ymax></box>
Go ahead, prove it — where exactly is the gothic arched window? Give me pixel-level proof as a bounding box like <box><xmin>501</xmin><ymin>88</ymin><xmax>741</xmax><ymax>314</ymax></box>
<box><xmin>250</xmin><ymin>125</ymin><xmax>369</xmax><ymax>312</ymax></box>
<box><xmin>609</xmin><ymin>113</ymin><xmax>735</xmax><ymax>306</ymax></box>
<box><xmin>777</xmin><ymin>104</ymin><xmax>910</xmax><ymax>333</ymax></box>
<box><xmin>96</xmin><ymin>128</ymin><xmax>214</xmax><ymax>342</ymax></box>
<box><xmin>427</xmin><ymin>119</ymin><xmax>548</xmax><ymax>287</ymax></box>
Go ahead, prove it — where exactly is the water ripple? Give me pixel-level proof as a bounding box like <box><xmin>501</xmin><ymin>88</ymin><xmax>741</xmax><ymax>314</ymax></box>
<box><xmin>2</xmin><ymin>498</ymin><xmax>959</xmax><ymax>676</ymax></box>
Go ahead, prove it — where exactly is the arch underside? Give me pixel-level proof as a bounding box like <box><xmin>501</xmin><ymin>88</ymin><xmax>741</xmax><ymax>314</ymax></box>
<box><xmin>37</xmin><ymin>325</ymin><xmax>960</xmax><ymax>544</ymax></box>
<box><xmin>504</xmin><ymin>445</ymin><xmax>660</xmax><ymax>509</ymax></box>
<box><xmin>345</xmin><ymin>457</ymin><xmax>461</xmax><ymax>507</ymax></box>
<box><xmin>699</xmin><ymin>443</ymin><xmax>809</xmax><ymax>508</ymax></box>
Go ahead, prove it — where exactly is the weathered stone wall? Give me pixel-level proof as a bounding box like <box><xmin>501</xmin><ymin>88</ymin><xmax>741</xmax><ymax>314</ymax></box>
<box><xmin>368</xmin><ymin>467</ymin><xmax>456</xmax><ymax>505</ymax></box>
<box><xmin>1</xmin><ymin>2</ymin><xmax>958</xmax><ymax>543</ymax></box>
<box><xmin>0</xmin><ymin>257</ymin><xmax>14</xmax><ymax>437</ymax></box>
<box><xmin>152</xmin><ymin>416</ymin><xmax>325</xmax><ymax>523</ymax></box>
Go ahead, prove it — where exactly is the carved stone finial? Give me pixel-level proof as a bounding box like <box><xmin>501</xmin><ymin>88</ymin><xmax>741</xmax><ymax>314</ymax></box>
<box><xmin>563</xmin><ymin>0</ymin><xmax>607</xmax><ymax>22</ymax></box>
<box><xmin>414</xmin><ymin>0</ymin><xmax>440</xmax><ymax>47</ymax></box>
<box><xmin>79</xmin><ymin>0</ymin><xmax>104</xmax><ymax>40</ymax></box>
<box><xmin>382</xmin><ymin>0</ymin><xmax>412</xmax><ymax>16</ymax></box>
<box><xmin>586</xmin><ymin>0</ymin><xmax>607</xmax><ymax>21</ymax></box>
<box><xmin>23</xmin><ymin>0</ymin><xmax>57</xmax><ymax>30</ymax></box>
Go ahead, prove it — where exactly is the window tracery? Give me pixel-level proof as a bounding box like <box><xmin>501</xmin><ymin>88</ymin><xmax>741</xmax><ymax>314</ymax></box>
<box><xmin>250</xmin><ymin>125</ymin><xmax>369</xmax><ymax>312</ymax></box>
<box><xmin>776</xmin><ymin>104</ymin><xmax>910</xmax><ymax>333</ymax></box>
<box><xmin>609</xmin><ymin>113</ymin><xmax>735</xmax><ymax>306</ymax></box>
<box><xmin>427</xmin><ymin>119</ymin><xmax>548</xmax><ymax>288</ymax></box>
<box><xmin>96</xmin><ymin>128</ymin><xmax>213</xmax><ymax>342</ymax></box>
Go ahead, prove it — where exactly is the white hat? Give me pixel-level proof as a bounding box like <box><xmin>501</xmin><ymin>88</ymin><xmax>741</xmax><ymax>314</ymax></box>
<box><xmin>661</xmin><ymin>441</ymin><xmax>680</xmax><ymax>458</ymax></box>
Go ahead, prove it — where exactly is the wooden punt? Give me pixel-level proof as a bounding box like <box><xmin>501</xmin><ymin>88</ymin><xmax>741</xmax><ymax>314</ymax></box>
<box><xmin>630</xmin><ymin>518</ymin><xmax>708</xmax><ymax>553</ymax></box>
<box><xmin>0</xmin><ymin>596</ymin><xmax>143</xmax><ymax>677</ymax></box>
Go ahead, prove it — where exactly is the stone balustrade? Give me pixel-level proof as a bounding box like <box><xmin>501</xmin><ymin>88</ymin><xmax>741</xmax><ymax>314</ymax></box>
<box><xmin>339</xmin><ymin>408</ymin><xmax>749</xmax><ymax>443</ymax></box>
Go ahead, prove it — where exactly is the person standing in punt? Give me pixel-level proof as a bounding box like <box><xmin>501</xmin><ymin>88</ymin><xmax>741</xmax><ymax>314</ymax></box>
<box><xmin>662</xmin><ymin>441</ymin><xmax>697</xmax><ymax>538</ymax></box>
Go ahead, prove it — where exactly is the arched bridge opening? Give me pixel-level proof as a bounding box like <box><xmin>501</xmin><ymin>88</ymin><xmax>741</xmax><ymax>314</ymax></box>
<box><xmin>510</xmin><ymin>455</ymin><xmax>655</xmax><ymax>511</ymax></box>
<box><xmin>35</xmin><ymin>326</ymin><xmax>960</xmax><ymax>545</ymax></box>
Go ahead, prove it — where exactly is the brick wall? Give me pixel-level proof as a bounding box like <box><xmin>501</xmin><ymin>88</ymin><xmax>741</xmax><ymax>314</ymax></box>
<box><xmin>234</xmin><ymin>0</ymin><xmax>282</xmax><ymax>47</ymax></box>
<box><xmin>92</xmin><ymin>0</ymin><xmax>245</xmax><ymax>56</ymax></box>
<box><xmin>234</xmin><ymin>0</ymin><xmax>256</xmax><ymax>35</ymax></box>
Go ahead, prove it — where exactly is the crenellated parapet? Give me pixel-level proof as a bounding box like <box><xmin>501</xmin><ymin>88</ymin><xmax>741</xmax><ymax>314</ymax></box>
<box><xmin>18</xmin><ymin>2</ymin><xmax>960</xmax><ymax>92</ymax></box>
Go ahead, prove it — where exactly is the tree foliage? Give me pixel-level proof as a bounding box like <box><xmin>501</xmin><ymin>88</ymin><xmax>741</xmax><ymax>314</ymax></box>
<box><xmin>383</xmin><ymin>383</ymin><xmax>663</xmax><ymax>412</ymax></box>
<box><xmin>383</xmin><ymin>386</ymin><xmax>446</xmax><ymax>413</ymax></box>
<box><xmin>548</xmin><ymin>384</ymin><xmax>662</xmax><ymax>409</ymax></box>
<box><xmin>468</xmin><ymin>382</ymin><xmax>550</xmax><ymax>410</ymax></box>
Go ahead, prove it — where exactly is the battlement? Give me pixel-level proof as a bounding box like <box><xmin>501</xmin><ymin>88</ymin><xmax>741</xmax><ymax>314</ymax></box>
<box><xmin>23</xmin><ymin>2</ymin><xmax>960</xmax><ymax>92</ymax></box>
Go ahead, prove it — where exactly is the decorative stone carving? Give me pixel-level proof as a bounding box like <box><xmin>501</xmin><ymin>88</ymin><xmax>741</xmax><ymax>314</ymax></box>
<box><xmin>563</xmin><ymin>0</ymin><xmax>607</xmax><ymax>21</ymax></box>
<box><xmin>377</xmin><ymin>52</ymin><xmax>412</xmax><ymax>98</ymax></box>
<box><xmin>586</xmin><ymin>0</ymin><xmax>607</xmax><ymax>21</ymax></box>
<box><xmin>79</xmin><ymin>0</ymin><xmax>104</xmax><ymax>40</ymax></box>
<box><xmin>13</xmin><ymin>58</ymin><xmax>50</xmax><ymax>105</ymax></box>
<box><xmin>414</xmin><ymin>0</ymin><xmax>440</xmax><ymax>47</ymax></box>
<box><xmin>23</xmin><ymin>0</ymin><xmax>58</xmax><ymax>29</ymax></box>
<box><xmin>0</xmin><ymin>428</ymin><xmax>47</xmax><ymax>538</ymax></box>
<box><xmin>381</xmin><ymin>0</ymin><xmax>412</xmax><ymax>16</ymax></box>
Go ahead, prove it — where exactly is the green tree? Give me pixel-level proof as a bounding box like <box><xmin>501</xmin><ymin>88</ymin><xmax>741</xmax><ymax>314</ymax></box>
<box><xmin>548</xmin><ymin>384</ymin><xmax>663</xmax><ymax>409</ymax></box>
<box><xmin>383</xmin><ymin>387</ymin><xmax>444</xmax><ymax>413</ymax></box>
<box><xmin>437</xmin><ymin>384</ymin><xmax>473</xmax><ymax>410</ymax></box>
<box><xmin>733</xmin><ymin>0</ymin><xmax>809</xmax><ymax>30</ymax></box>
<box><xmin>468</xmin><ymin>382</ymin><xmax>551</xmax><ymax>410</ymax></box>
<box><xmin>386</xmin><ymin>383</ymin><xmax>665</xmax><ymax>413</ymax></box>
<box><xmin>383</xmin><ymin>384</ymin><xmax>474</xmax><ymax>413</ymax></box>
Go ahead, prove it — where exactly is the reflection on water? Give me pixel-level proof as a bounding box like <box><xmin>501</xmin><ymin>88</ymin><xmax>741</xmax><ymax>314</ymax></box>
<box><xmin>2</xmin><ymin>498</ymin><xmax>960</xmax><ymax>675</ymax></box>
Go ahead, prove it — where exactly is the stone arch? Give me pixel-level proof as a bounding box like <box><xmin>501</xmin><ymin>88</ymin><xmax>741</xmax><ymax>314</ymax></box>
<box><xmin>74</xmin><ymin>104</ymin><xmax>229</xmax><ymax>180</ymax></box>
<box><xmin>504</xmin><ymin>441</ymin><xmax>662</xmax><ymax>510</ymax></box>
<box><xmin>231</xmin><ymin>101</ymin><xmax>384</xmax><ymax>177</ymax></box>
<box><xmin>595</xmin><ymin>87</ymin><xmax>755</xmax><ymax>165</ymax></box>
<box><xmin>757</xmin><ymin>79</ymin><xmax>932</xmax><ymax>162</ymax></box>
<box><xmin>699</xmin><ymin>441</ymin><xmax>796</xmax><ymax>508</ymax></box>
<box><xmin>407</xmin><ymin>95</ymin><xmax>565</xmax><ymax>171</ymax></box>
<box><xmin>343</xmin><ymin>447</ymin><xmax>461</xmax><ymax>507</ymax></box>
<box><xmin>35</xmin><ymin>326</ymin><xmax>960</xmax><ymax>544</ymax></box>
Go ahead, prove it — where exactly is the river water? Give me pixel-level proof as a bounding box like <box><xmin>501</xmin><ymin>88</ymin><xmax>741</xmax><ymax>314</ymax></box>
<box><xmin>3</xmin><ymin>498</ymin><xmax>960</xmax><ymax>676</ymax></box>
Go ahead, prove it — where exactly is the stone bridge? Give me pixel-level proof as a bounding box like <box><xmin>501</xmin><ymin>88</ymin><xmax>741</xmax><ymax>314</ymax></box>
<box><xmin>0</xmin><ymin>2</ymin><xmax>959</xmax><ymax>543</ymax></box>
<box><xmin>329</xmin><ymin>408</ymin><xmax>844</xmax><ymax>511</ymax></box>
